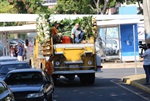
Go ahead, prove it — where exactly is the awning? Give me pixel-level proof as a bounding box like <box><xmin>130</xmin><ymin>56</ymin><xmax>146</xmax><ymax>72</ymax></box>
<box><xmin>0</xmin><ymin>14</ymin><xmax>143</xmax><ymax>22</ymax></box>
<box><xmin>0</xmin><ymin>24</ymin><xmax>36</xmax><ymax>33</ymax></box>
<box><xmin>97</xmin><ymin>19</ymin><xmax>140</xmax><ymax>27</ymax></box>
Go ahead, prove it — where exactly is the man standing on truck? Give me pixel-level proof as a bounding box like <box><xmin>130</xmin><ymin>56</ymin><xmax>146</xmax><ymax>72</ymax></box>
<box><xmin>52</xmin><ymin>22</ymin><xmax>62</xmax><ymax>44</ymax></box>
<box><xmin>71</xmin><ymin>23</ymin><xmax>85</xmax><ymax>43</ymax></box>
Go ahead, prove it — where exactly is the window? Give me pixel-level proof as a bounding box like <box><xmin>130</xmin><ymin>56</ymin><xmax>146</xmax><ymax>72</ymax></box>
<box><xmin>0</xmin><ymin>82</ymin><xmax>6</xmax><ymax>94</ymax></box>
<box><xmin>6</xmin><ymin>72</ymin><xmax>43</xmax><ymax>85</ymax></box>
<box><xmin>0</xmin><ymin>64</ymin><xmax>31</xmax><ymax>74</ymax></box>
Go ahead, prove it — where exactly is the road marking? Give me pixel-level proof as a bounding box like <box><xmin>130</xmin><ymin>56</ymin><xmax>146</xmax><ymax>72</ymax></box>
<box><xmin>111</xmin><ymin>80</ymin><xmax>150</xmax><ymax>101</ymax></box>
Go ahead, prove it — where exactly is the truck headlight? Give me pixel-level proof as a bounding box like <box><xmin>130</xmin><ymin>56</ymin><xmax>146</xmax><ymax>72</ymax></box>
<box><xmin>55</xmin><ymin>61</ymin><xmax>60</xmax><ymax>66</ymax></box>
<box><xmin>88</xmin><ymin>61</ymin><xmax>92</xmax><ymax>65</ymax></box>
<box><xmin>27</xmin><ymin>92</ymin><xmax>44</xmax><ymax>98</ymax></box>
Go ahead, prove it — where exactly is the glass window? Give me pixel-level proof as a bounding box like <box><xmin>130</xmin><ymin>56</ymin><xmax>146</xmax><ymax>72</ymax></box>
<box><xmin>0</xmin><ymin>83</ymin><xmax>6</xmax><ymax>94</ymax></box>
<box><xmin>0</xmin><ymin>63</ymin><xmax>31</xmax><ymax>74</ymax></box>
<box><xmin>5</xmin><ymin>72</ymin><xmax>43</xmax><ymax>85</ymax></box>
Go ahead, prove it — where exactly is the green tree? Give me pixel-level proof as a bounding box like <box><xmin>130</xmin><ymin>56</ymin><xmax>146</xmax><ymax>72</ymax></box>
<box><xmin>55</xmin><ymin>0</ymin><xmax>143</xmax><ymax>14</ymax></box>
<box><xmin>55</xmin><ymin>0</ymin><xmax>123</xmax><ymax>14</ymax></box>
<box><xmin>55</xmin><ymin>0</ymin><xmax>94</xmax><ymax>14</ymax></box>
<box><xmin>0</xmin><ymin>0</ymin><xmax>17</xmax><ymax>13</ymax></box>
<box><xmin>9</xmin><ymin>0</ymin><xmax>50</xmax><ymax>14</ymax></box>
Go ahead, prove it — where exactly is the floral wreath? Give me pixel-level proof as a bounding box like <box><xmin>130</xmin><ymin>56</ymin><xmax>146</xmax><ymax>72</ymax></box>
<box><xmin>36</xmin><ymin>14</ymin><xmax>51</xmax><ymax>44</ymax></box>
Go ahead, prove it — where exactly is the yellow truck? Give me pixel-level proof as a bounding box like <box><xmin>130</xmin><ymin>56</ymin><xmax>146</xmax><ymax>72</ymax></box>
<box><xmin>30</xmin><ymin>14</ymin><xmax>102</xmax><ymax>85</ymax></box>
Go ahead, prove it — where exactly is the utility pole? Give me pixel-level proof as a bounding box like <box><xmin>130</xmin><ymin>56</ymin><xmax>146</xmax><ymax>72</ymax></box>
<box><xmin>143</xmin><ymin>0</ymin><xmax>150</xmax><ymax>44</ymax></box>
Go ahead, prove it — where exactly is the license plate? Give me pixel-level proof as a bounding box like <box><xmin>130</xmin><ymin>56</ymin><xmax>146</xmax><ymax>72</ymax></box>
<box><xmin>69</xmin><ymin>65</ymin><xmax>79</xmax><ymax>68</ymax></box>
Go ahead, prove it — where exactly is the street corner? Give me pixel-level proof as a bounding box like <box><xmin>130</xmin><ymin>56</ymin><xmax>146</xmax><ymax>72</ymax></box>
<box><xmin>123</xmin><ymin>74</ymin><xmax>150</xmax><ymax>94</ymax></box>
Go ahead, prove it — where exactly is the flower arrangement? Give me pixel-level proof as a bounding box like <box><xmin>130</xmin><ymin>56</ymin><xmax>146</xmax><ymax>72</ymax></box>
<box><xmin>36</xmin><ymin>14</ymin><xmax>97</xmax><ymax>44</ymax></box>
<box><xmin>36</xmin><ymin>14</ymin><xmax>51</xmax><ymax>44</ymax></box>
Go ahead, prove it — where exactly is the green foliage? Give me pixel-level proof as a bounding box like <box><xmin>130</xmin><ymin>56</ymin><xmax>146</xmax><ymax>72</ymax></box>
<box><xmin>55</xmin><ymin>0</ymin><xmax>94</xmax><ymax>14</ymax></box>
<box><xmin>55</xmin><ymin>0</ymin><xmax>143</xmax><ymax>14</ymax></box>
<box><xmin>59</xmin><ymin>16</ymin><xmax>97</xmax><ymax>38</ymax></box>
<box><xmin>11</xmin><ymin>0</ymin><xmax>50</xmax><ymax>14</ymax></box>
<box><xmin>0</xmin><ymin>0</ymin><xmax>17</xmax><ymax>13</ymax></box>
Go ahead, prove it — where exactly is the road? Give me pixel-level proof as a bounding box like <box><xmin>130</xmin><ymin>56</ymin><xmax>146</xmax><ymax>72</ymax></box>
<box><xmin>54</xmin><ymin>68</ymin><xmax>150</xmax><ymax>101</ymax></box>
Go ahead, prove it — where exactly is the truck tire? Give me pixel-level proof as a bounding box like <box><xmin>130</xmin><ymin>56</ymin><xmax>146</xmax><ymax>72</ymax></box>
<box><xmin>67</xmin><ymin>75</ymin><xmax>75</xmax><ymax>80</ymax></box>
<box><xmin>87</xmin><ymin>73</ymin><xmax>95</xmax><ymax>85</ymax></box>
<box><xmin>29</xmin><ymin>59</ymin><xmax>32</xmax><ymax>66</ymax></box>
<box><xmin>80</xmin><ymin>76</ymin><xmax>87</xmax><ymax>85</ymax></box>
<box><xmin>52</xmin><ymin>75</ymin><xmax>57</xmax><ymax>86</ymax></box>
<box><xmin>80</xmin><ymin>73</ymin><xmax>95</xmax><ymax>85</ymax></box>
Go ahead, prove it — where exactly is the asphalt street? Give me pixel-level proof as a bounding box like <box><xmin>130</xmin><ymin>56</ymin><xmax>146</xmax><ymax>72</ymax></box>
<box><xmin>54</xmin><ymin>68</ymin><xmax>150</xmax><ymax>101</ymax></box>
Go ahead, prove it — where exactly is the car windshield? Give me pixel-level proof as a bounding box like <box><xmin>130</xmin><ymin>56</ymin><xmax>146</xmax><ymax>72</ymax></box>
<box><xmin>5</xmin><ymin>72</ymin><xmax>43</xmax><ymax>85</ymax></box>
<box><xmin>0</xmin><ymin>64</ymin><xmax>31</xmax><ymax>74</ymax></box>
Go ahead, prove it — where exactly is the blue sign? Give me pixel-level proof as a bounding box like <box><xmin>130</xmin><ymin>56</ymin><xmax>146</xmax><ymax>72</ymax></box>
<box><xmin>120</xmin><ymin>24</ymin><xmax>139</xmax><ymax>56</ymax></box>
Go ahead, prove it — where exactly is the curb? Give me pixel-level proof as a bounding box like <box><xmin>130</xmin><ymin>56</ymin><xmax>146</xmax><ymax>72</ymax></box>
<box><xmin>123</xmin><ymin>75</ymin><xmax>150</xmax><ymax>94</ymax></box>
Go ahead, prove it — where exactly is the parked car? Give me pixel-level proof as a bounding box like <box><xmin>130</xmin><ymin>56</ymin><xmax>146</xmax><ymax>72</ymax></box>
<box><xmin>0</xmin><ymin>61</ymin><xmax>31</xmax><ymax>79</ymax></box>
<box><xmin>0</xmin><ymin>80</ymin><xmax>15</xmax><ymax>101</ymax></box>
<box><xmin>4</xmin><ymin>69</ymin><xmax>54</xmax><ymax>101</ymax></box>
<box><xmin>0</xmin><ymin>56</ymin><xmax>18</xmax><ymax>62</ymax></box>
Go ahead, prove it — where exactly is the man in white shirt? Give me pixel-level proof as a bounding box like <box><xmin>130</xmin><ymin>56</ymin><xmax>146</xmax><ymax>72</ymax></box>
<box><xmin>141</xmin><ymin>44</ymin><xmax>150</xmax><ymax>85</ymax></box>
<box><xmin>71</xmin><ymin>23</ymin><xmax>84</xmax><ymax>43</ymax></box>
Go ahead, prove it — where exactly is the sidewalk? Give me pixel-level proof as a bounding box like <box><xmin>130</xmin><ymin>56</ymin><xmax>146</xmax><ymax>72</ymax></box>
<box><xmin>123</xmin><ymin>74</ymin><xmax>150</xmax><ymax>94</ymax></box>
<box><xmin>102</xmin><ymin>61</ymin><xmax>150</xmax><ymax>94</ymax></box>
<box><xmin>102</xmin><ymin>61</ymin><xmax>143</xmax><ymax>68</ymax></box>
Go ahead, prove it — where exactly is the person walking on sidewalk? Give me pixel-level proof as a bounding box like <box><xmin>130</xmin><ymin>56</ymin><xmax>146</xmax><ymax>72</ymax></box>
<box><xmin>141</xmin><ymin>44</ymin><xmax>150</xmax><ymax>85</ymax></box>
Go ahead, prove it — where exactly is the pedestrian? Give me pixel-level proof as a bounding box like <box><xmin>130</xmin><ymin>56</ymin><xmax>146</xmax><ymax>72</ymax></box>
<box><xmin>10</xmin><ymin>45</ymin><xmax>15</xmax><ymax>57</ymax></box>
<box><xmin>14</xmin><ymin>45</ymin><xmax>18</xmax><ymax>57</ymax></box>
<box><xmin>22</xmin><ymin>45</ymin><xmax>26</xmax><ymax>60</ymax></box>
<box><xmin>44</xmin><ymin>55</ymin><xmax>54</xmax><ymax>76</ymax></box>
<box><xmin>141</xmin><ymin>44</ymin><xmax>150</xmax><ymax>85</ymax></box>
<box><xmin>71</xmin><ymin>23</ymin><xmax>85</xmax><ymax>43</ymax></box>
<box><xmin>16</xmin><ymin>43</ymin><xmax>23</xmax><ymax>61</ymax></box>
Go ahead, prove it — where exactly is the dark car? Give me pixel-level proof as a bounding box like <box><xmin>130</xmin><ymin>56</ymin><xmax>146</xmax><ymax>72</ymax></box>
<box><xmin>4</xmin><ymin>69</ymin><xmax>54</xmax><ymax>101</ymax></box>
<box><xmin>0</xmin><ymin>61</ymin><xmax>31</xmax><ymax>79</ymax></box>
<box><xmin>0</xmin><ymin>80</ymin><xmax>15</xmax><ymax>101</ymax></box>
<box><xmin>0</xmin><ymin>56</ymin><xmax>18</xmax><ymax>62</ymax></box>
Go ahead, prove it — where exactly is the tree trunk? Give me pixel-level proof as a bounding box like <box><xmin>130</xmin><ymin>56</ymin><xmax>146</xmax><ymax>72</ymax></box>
<box><xmin>101</xmin><ymin>0</ymin><xmax>109</xmax><ymax>14</ymax></box>
<box><xmin>137</xmin><ymin>0</ymin><xmax>143</xmax><ymax>14</ymax></box>
<box><xmin>93</xmin><ymin>0</ymin><xmax>101</xmax><ymax>14</ymax></box>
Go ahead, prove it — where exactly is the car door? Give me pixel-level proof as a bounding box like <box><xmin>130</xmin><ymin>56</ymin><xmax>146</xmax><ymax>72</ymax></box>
<box><xmin>0</xmin><ymin>82</ymin><xmax>14</xmax><ymax>101</ymax></box>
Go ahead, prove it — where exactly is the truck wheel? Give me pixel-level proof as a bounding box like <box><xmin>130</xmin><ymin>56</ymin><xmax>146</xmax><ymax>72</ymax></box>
<box><xmin>80</xmin><ymin>73</ymin><xmax>95</xmax><ymax>85</ymax></box>
<box><xmin>87</xmin><ymin>73</ymin><xmax>95</xmax><ymax>85</ymax></box>
<box><xmin>29</xmin><ymin>59</ymin><xmax>32</xmax><ymax>66</ymax></box>
<box><xmin>80</xmin><ymin>75</ymin><xmax>88</xmax><ymax>85</ymax></box>
<box><xmin>52</xmin><ymin>75</ymin><xmax>57</xmax><ymax>86</ymax></box>
<box><xmin>68</xmin><ymin>75</ymin><xmax>75</xmax><ymax>80</ymax></box>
